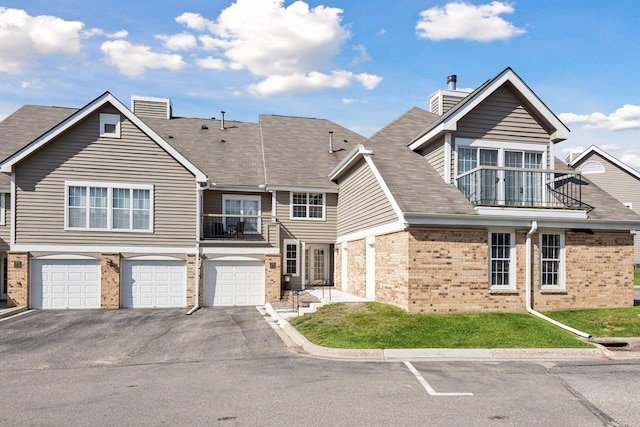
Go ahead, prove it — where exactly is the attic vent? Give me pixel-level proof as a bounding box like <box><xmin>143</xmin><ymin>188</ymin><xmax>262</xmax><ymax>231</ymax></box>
<box><xmin>329</xmin><ymin>131</ymin><xmax>334</xmax><ymax>153</ymax></box>
<box><xmin>220</xmin><ymin>111</ymin><xmax>226</xmax><ymax>130</ymax></box>
<box><xmin>131</xmin><ymin>95</ymin><xmax>172</xmax><ymax>119</ymax></box>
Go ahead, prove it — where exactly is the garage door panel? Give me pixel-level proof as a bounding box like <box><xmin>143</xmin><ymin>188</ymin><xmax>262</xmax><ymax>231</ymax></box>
<box><xmin>122</xmin><ymin>261</ymin><xmax>186</xmax><ymax>308</ymax></box>
<box><xmin>204</xmin><ymin>261</ymin><xmax>264</xmax><ymax>306</ymax></box>
<box><xmin>32</xmin><ymin>260</ymin><xmax>101</xmax><ymax>309</ymax></box>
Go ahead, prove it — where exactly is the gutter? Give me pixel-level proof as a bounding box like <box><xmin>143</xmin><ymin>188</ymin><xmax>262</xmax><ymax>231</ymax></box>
<box><xmin>525</xmin><ymin>220</ymin><xmax>591</xmax><ymax>339</ymax></box>
<box><xmin>188</xmin><ymin>180</ymin><xmax>212</xmax><ymax>316</ymax></box>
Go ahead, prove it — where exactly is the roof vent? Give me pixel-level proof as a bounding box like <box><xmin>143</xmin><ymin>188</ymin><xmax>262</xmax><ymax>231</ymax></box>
<box><xmin>220</xmin><ymin>111</ymin><xmax>226</xmax><ymax>130</ymax></box>
<box><xmin>447</xmin><ymin>75</ymin><xmax>457</xmax><ymax>90</ymax></box>
<box><xmin>329</xmin><ymin>131</ymin><xmax>334</xmax><ymax>153</ymax></box>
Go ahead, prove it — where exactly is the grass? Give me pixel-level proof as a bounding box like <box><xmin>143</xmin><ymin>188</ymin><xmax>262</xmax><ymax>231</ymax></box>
<box><xmin>635</xmin><ymin>269</ymin><xmax>640</xmax><ymax>286</ymax></box>
<box><xmin>289</xmin><ymin>302</ymin><xmax>593</xmax><ymax>349</ymax></box>
<box><xmin>544</xmin><ymin>306</ymin><xmax>640</xmax><ymax>338</ymax></box>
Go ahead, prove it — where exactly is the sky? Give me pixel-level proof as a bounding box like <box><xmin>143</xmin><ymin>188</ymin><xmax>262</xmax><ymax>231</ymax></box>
<box><xmin>1</xmin><ymin>1</ymin><xmax>640</xmax><ymax>167</ymax></box>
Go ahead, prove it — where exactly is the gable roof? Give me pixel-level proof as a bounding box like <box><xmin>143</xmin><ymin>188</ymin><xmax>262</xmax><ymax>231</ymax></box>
<box><xmin>569</xmin><ymin>145</ymin><xmax>640</xmax><ymax>181</ymax></box>
<box><xmin>408</xmin><ymin>67</ymin><xmax>570</xmax><ymax>151</ymax></box>
<box><xmin>0</xmin><ymin>92</ymin><xmax>207</xmax><ymax>183</ymax></box>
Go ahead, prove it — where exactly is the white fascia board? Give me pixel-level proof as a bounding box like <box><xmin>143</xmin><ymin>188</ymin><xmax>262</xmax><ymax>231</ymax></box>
<box><xmin>403</xmin><ymin>212</ymin><xmax>640</xmax><ymax>231</ymax></box>
<box><xmin>570</xmin><ymin>145</ymin><xmax>640</xmax><ymax>181</ymax></box>
<box><xmin>0</xmin><ymin>93</ymin><xmax>208</xmax><ymax>183</ymax></box>
<box><xmin>11</xmin><ymin>244</ymin><xmax>198</xmax><ymax>254</ymax></box>
<box><xmin>201</xmin><ymin>246</ymin><xmax>280</xmax><ymax>255</ymax></box>
<box><xmin>328</xmin><ymin>144</ymin><xmax>373</xmax><ymax>180</ymax></box>
<box><xmin>408</xmin><ymin>122</ymin><xmax>450</xmax><ymax>151</ymax></box>
<box><xmin>209</xmin><ymin>185</ymin><xmax>268</xmax><ymax>193</ymax></box>
<box><xmin>474</xmin><ymin>206</ymin><xmax>587</xmax><ymax>219</ymax></box>
<box><xmin>337</xmin><ymin>220</ymin><xmax>408</xmax><ymax>243</ymax></box>
<box><xmin>265</xmin><ymin>185</ymin><xmax>339</xmax><ymax>194</ymax></box>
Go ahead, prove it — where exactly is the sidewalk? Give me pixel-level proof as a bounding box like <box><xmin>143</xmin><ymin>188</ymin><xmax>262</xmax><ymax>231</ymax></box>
<box><xmin>0</xmin><ymin>301</ymin><xmax>28</xmax><ymax>320</ymax></box>
<box><xmin>262</xmin><ymin>289</ymin><xmax>640</xmax><ymax>362</ymax></box>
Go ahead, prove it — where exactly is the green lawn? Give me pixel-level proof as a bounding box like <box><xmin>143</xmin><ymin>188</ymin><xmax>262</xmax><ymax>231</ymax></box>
<box><xmin>289</xmin><ymin>302</ymin><xmax>593</xmax><ymax>349</ymax></box>
<box><xmin>635</xmin><ymin>269</ymin><xmax>640</xmax><ymax>286</ymax></box>
<box><xmin>544</xmin><ymin>306</ymin><xmax>640</xmax><ymax>337</ymax></box>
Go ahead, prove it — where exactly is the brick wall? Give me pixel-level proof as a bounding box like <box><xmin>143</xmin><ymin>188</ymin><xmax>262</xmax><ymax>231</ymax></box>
<box><xmin>264</xmin><ymin>254</ymin><xmax>281</xmax><ymax>302</ymax></box>
<box><xmin>375</xmin><ymin>232</ymin><xmax>410</xmax><ymax>308</ymax></box>
<box><xmin>100</xmin><ymin>253</ymin><xmax>120</xmax><ymax>309</ymax></box>
<box><xmin>186</xmin><ymin>253</ymin><xmax>199</xmax><ymax>307</ymax></box>
<box><xmin>346</xmin><ymin>239</ymin><xmax>366</xmax><ymax>297</ymax></box>
<box><xmin>531</xmin><ymin>231</ymin><xmax>634</xmax><ymax>310</ymax></box>
<box><xmin>7</xmin><ymin>252</ymin><xmax>29</xmax><ymax>307</ymax></box>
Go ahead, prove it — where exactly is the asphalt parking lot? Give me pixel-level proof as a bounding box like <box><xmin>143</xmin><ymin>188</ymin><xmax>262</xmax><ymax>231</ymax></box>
<box><xmin>1</xmin><ymin>308</ymin><xmax>639</xmax><ymax>426</ymax></box>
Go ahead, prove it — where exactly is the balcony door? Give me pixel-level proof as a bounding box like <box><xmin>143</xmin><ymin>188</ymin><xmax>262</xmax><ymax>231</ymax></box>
<box><xmin>504</xmin><ymin>151</ymin><xmax>543</xmax><ymax>206</ymax></box>
<box><xmin>458</xmin><ymin>147</ymin><xmax>498</xmax><ymax>203</ymax></box>
<box><xmin>222</xmin><ymin>195</ymin><xmax>261</xmax><ymax>233</ymax></box>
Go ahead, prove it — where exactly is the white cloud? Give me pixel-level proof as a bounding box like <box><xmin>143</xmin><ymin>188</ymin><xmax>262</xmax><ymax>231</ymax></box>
<box><xmin>351</xmin><ymin>44</ymin><xmax>371</xmax><ymax>65</ymax></box>
<box><xmin>620</xmin><ymin>152</ymin><xmax>640</xmax><ymax>168</ymax></box>
<box><xmin>249</xmin><ymin>71</ymin><xmax>380</xmax><ymax>96</ymax></box>
<box><xmin>559</xmin><ymin>105</ymin><xmax>640</xmax><ymax>131</ymax></box>
<box><xmin>83</xmin><ymin>28</ymin><xmax>128</xmax><ymax>39</ymax></box>
<box><xmin>0</xmin><ymin>7</ymin><xmax>84</xmax><ymax>73</ymax></box>
<box><xmin>342</xmin><ymin>98</ymin><xmax>368</xmax><ymax>105</ymax></box>
<box><xmin>600</xmin><ymin>144</ymin><xmax>620</xmax><ymax>151</ymax></box>
<box><xmin>196</xmin><ymin>56</ymin><xmax>227</xmax><ymax>70</ymax></box>
<box><xmin>156</xmin><ymin>32</ymin><xmax>197</xmax><ymax>51</ymax></box>
<box><xmin>377</xmin><ymin>28</ymin><xmax>387</xmax><ymax>36</ymax></box>
<box><xmin>100</xmin><ymin>40</ymin><xmax>186</xmax><ymax>77</ymax></box>
<box><xmin>178</xmin><ymin>0</ymin><xmax>381</xmax><ymax>95</ymax></box>
<box><xmin>416</xmin><ymin>1</ymin><xmax>525</xmax><ymax>42</ymax></box>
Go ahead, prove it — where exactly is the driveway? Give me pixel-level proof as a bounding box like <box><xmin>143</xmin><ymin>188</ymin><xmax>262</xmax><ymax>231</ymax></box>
<box><xmin>0</xmin><ymin>307</ymin><xmax>290</xmax><ymax>371</ymax></box>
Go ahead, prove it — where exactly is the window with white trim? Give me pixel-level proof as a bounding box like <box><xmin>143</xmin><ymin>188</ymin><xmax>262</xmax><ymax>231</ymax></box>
<box><xmin>540</xmin><ymin>233</ymin><xmax>564</xmax><ymax>289</ymax></box>
<box><xmin>290</xmin><ymin>192</ymin><xmax>325</xmax><ymax>220</ymax></box>
<box><xmin>66</xmin><ymin>181</ymin><xmax>153</xmax><ymax>231</ymax></box>
<box><xmin>100</xmin><ymin>113</ymin><xmax>121</xmax><ymax>138</ymax></box>
<box><xmin>284</xmin><ymin>239</ymin><xmax>300</xmax><ymax>276</ymax></box>
<box><xmin>489</xmin><ymin>232</ymin><xmax>515</xmax><ymax>289</ymax></box>
<box><xmin>222</xmin><ymin>194</ymin><xmax>261</xmax><ymax>233</ymax></box>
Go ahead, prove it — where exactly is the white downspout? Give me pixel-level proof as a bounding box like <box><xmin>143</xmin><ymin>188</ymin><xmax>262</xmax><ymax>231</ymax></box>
<box><xmin>525</xmin><ymin>221</ymin><xmax>591</xmax><ymax>339</ymax></box>
<box><xmin>188</xmin><ymin>180</ymin><xmax>211</xmax><ymax>316</ymax></box>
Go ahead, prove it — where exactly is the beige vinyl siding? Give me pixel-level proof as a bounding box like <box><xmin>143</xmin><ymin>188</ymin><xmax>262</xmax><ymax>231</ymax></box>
<box><xmin>275</xmin><ymin>191</ymin><xmax>337</xmax><ymax>244</ymax></box>
<box><xmin>132</xmin><ymin>99</ymin><xmax>170</xmax><ymax>119</ymax></box>
<box><xmin>15</xmin><ymin>108</ymin><xmax>197</xmax><ymax>246</ymax></box>
<box><xmin>576</xmin><ymin>153</ymin><xmax>640</xmax><ymax>263</ymax></box>
<box><xmin>0</xmin><ymin>193</ymin><xmax>9</xmax><ymax>250</ymax></box>
<box><xmin>430</xmin><ymin>96</ymin><xmax>440</xmax><ymax>115</ymax></box>
<box><xmin>422</xmin><ymin>137</ymin><xmax>445</xmax><ymax>179</ymax></box>
<box><xmin>456</xmin><ymin>85</ymin><xmax>551</xmax><ymax>144</ymax></box>
<box><xmin>337</xmin><ymin>159</ymin><xmax>397</xmax><ymax>236</ymax></box>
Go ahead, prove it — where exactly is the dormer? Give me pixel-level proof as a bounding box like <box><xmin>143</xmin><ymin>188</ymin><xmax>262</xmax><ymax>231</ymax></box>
<box><xmin>429</xmin><ymin>75</ymin><xmax>472</xmax><ymax>115</ymax></box>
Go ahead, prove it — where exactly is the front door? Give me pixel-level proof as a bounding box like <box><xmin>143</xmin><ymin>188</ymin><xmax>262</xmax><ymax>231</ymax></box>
<box><xmin>307</xmin><ymin>244</ymin><xmax>329</xmax><ymax>286</ymax></box>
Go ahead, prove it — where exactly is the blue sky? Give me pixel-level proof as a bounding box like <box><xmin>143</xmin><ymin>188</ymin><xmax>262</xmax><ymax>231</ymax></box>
<box><xmin>2</xmin><ymin>1</ymin><xmax>640</xmax><ymax>166</ymax></box>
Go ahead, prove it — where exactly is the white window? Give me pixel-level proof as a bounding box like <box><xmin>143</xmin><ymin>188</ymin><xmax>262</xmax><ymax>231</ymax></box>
<box><xmin>290</xmin><ymin>192</ymin><xmax>325</xmax><ymax>220</ymax></box>
<box><xmin>489</xmin><ymin>231</ymin><xmax>515</xmax><ymax>289</ymax></box>
<box><xmin>284</xmin><ymin>239</ymin><xmax>300</xmax><ymax>276</ymax></box>
<box><xmin>222</xmin><ymin>195</ymin><xmax>261</xmax><ymax>234</ymax></box>
<box><xmin>100</xmin><ymin>113</ymin><xmax>121</xmax><ymax>138</ymax></box>
<box><xmin>540</xmin><ymin>233</ymin><xmax>564</xmax><ymax>289</ymax></box>
<box><xmin>579</xmin><ymin>161</ymin><xmax>605</xmax><ymax>174</ymax></box>
<box><xmin>65</xmin><ymin>181</ymin><xmax>153</xmax><ymax>232</ymax></box>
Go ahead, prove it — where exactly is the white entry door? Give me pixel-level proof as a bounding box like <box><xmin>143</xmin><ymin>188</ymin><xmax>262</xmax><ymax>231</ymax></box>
<box><xmin>31</xmin><ymin>259</ymin><xmax>101</xmax><ymax>309</ymax></box>
<box><xmin>121</xmin><ymin>260</ymin><xmax>186</xmax><ymax>308</ymax></box>
<box><xmin>205</xmin><ymin>260</ymin><xmax>264</xmax><ymax>306</ymax></box>
<box><xmin>307</xmin><ymin>244</ymin><xmax>329</xmax><ymax>285</ymax></box>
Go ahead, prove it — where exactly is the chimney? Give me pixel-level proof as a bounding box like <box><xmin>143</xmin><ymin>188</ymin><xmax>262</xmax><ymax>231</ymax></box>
<box><xmin>220</xmin><ymin>111</ymin><xmax>226</xmax><ymax>130</ymax></box>
<box><xmin>329</xmin><ymin>131</ymin><xmax>334</xmax><ymax>153</ymax></box>
<box><xmin>447</xmin><ymin>75</ymin><xmax>457</xmax><ymax>91</ymax></box>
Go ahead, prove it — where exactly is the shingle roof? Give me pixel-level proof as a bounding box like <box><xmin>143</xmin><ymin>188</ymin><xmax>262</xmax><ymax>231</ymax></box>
<box><xmin>365</xmin><ymin>107</ymin><xmax>477</xmax><ymax>215</ymax></box>
<box><xmin>0</xmin><ymin>105</ymin><xmax>77</xmax><ymax>186</ymax></box>
<box><xmin>260</xmin><ymin>114</ymin><xmax>366</xmax><ymax>189</ymax></box>
<box><xmin>142</xmin><ymin>116</ymin><xmax>264</xmax><ymax>187</ymax></box>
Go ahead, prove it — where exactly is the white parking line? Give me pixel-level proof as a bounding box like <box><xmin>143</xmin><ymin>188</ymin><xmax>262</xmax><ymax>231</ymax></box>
<box><xmin>404</xmin><ymin>361</ymin><xmax>474</xmax><ymax>396</ymax></box>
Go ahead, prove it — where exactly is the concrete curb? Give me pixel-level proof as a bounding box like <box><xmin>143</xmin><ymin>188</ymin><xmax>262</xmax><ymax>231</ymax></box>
<box><xmin>0</xmin><ymin>306</ymin><xmax>28</xmax><ymax>320</ymax></box>
<box><xmin>263</xmin><ymin>303</ymin><xmax>621</xmax><ymax>361</ymax></box>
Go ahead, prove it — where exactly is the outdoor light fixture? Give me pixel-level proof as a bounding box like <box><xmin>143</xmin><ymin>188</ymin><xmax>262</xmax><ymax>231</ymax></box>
<box><xmin>106</xmin><ymin>258</ymin><xmax>114</xmax><ymax>267</ymax></box>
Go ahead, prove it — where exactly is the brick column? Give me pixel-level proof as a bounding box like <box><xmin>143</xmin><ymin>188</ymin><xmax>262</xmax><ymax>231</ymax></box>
<box><xmin>186</xmin><ymin>253</ymin><xmax>202</xmax><ymax>307</ymax></box>
<box><xmin>264</xmin><ymin>254</ymin><xmax>281</xmax><ymax>302</ymax></box>
<box><xmin>100</xmin><ymin>253</ymin><xmax>121</xmax><ymax>309</ymax></box>
<box><xmin>7</xmin><ymin>252</ymin><xmax>29</xmax><ymax>308</ymax></box>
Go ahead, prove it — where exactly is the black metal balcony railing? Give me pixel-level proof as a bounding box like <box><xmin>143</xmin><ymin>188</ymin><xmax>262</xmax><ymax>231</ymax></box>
<box><xmin>201</xmin><ymin>214</ymin><xmax>281</xmax><ymax>245</ymax></box>
<box><xmin>456</xmin><ymin>166</ymin><xmax>593</xmax><ymax>211</ymax></box>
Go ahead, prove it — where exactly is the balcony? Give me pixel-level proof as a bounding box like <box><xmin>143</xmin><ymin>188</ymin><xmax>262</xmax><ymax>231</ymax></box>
<box><xmin>456</xmin><ymin>166</ymin><xmax>593</xmax><ymax>211</ymax></box>
<box><xmin>201</xmin><ymin>214</ymin><xmax>280</xmax><ymax>246</ymax></box>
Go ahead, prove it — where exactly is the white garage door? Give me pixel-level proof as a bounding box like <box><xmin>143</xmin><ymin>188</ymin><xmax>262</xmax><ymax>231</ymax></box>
<box><xmin>31</xmin><ymin>259</ymin><xmax>101</xmax><ymax>309</ymax></box>
<box><xmin>205</xmin><ymin>261</ymin><xmax>264</xmax><ymax>306</ymax></box>
<box><xmin>121</xmin><ymin>260</ymin><xmax>186</xmax><ymax>308</ymax></box>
